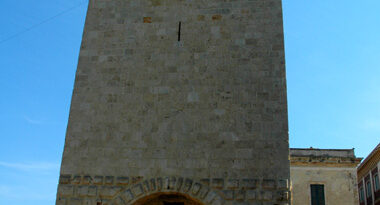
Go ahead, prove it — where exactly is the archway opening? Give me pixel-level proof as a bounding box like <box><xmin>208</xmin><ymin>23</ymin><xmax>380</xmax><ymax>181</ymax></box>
<box><xmin>132</xmin><ymin>192</ymin><xmax>204</xmax><ymax>205</ymax></box>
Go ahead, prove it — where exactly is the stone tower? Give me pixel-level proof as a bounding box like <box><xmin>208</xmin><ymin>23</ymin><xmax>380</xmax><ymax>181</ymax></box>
<box><xmin>56</xmin><ymin>0</ymin><xmax>290</xmax><ymax>204</ymax></box>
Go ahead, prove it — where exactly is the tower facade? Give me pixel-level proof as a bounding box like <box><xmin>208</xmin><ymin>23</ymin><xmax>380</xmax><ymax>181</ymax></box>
<box><xmin>56</xmin><ymin>0</ymin><xmax>290</xmax><ymax>204</ymax></box>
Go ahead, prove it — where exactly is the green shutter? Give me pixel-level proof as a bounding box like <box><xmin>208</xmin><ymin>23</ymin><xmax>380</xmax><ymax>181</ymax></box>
<box><xmin>311</xmin><ymin>184</ymin><xmax>325</xmax><ymax>205</ymax></box>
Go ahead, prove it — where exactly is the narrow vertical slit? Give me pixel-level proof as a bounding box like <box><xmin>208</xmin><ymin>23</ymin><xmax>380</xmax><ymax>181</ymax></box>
<box><xmin>178</xmin><ymin>21</ymin><xmax>181</xmax><ymax>42</ymax></box>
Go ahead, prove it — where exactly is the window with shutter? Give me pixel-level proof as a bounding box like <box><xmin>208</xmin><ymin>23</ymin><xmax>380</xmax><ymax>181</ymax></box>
<box><xmin>366</xmin><ymin>181</ymin><xmax>372</xmax><ymax>197</ymax></box>
<box><xmin>310</xmin><ymin>184</ymin><xmax>325</xmax><ymax>205</ymax></box>
<box><xmin>359</xmin><ymin>187</ymin><xmax>365</xmax><ymax>203</ymax></box>
<box><xmin>374</xmin><ymin>174</ymin><xmax>380</xmax><ymax>191</ymax></box>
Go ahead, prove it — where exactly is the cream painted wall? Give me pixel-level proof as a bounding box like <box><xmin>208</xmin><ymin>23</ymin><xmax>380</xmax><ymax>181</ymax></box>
<box><xmin>291</xmin><ymin>166</ymin><xmax>359</xmax><ymax>205</ymax></box>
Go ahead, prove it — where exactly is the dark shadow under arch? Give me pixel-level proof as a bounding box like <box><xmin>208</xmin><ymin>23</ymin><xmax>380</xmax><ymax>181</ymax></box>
<box><xmin>132</xmin><ymin>192</ymin><xmax>205</xmax><ymax>205</ymax></box>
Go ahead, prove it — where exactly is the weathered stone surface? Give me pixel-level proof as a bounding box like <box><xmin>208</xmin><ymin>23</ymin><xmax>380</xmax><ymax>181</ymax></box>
<box><xmin>57</xmin><ymin>185</ymin><xmax>74</xmax><ymax>197</ymax></box>
<box><xmin>56</xmin><ymin>0</ymin><xmax>289</xmax><ymax>204</ymax></box>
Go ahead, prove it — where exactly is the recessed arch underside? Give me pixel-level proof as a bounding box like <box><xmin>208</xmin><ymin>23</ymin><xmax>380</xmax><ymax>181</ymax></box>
<box><xmin>132</xmin><ymin>192</ymin><xmax>204</xmax><ymax>205</ymax></box>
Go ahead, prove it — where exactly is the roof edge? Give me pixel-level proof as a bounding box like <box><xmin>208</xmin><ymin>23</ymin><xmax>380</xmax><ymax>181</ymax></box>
<box><xmin>357</xmin><ymin>143</ymin><xmax>380</xmax><ymax>171</ymax></box>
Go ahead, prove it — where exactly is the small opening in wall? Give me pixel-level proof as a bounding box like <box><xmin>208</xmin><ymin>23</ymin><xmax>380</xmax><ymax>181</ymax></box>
<box><xmin>178</xmin><ymin>21</ymin><xmax>181</xmax><ymax>42</ymax></box>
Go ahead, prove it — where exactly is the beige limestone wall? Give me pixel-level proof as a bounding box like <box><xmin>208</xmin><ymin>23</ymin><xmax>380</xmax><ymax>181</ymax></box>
<box><xmin>291</xmin><ymin>166</ymin><xmax>359</xmax><ymax>205</ymax></box>
<box><xmin>56</xmin><ymin>0</ymin><xmax>290</xmax><ymax>204</ymax></box>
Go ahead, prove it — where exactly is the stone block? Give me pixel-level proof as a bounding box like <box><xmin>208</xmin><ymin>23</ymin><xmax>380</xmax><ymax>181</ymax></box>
<box><xmin>77</xmin><ymin>186</ymin><xmax>89</xmax><ymax>197</ymax></box>
<box><xmin>234</xmin><ymin>190</ymin><xmax>246</xmax><ymax>201</ymax></box>
<box><xmin>142</xmin><ymin>180</ymin><xmax>150</xmax><ymax>192</ymax></box>
<box><xmin>83</xmin><ymin>198</ymin><xmax>98</xmax><ymax>205</ymax></box>
<box><xmin>88</xmin><ymin>186</ymin><xmax>97</xmax><ymax>197</ymax></box>
<box><xmin>58</xmin><ymin>185</ymin><xmax>74</xmax><ymax>197</ymax></box>
<box><xmin>191</xmin><ymin>183</ymin><xmax>202</xmax><ymax>195</ymax></box>
<box><xmin>83</xmin><ymin>176</ymin><xmax>92</xmax><ymax>185</ymax></box>
<box><xmin>59</xmin><ymin>175</ymin><xmax>71</xmax><ymax>184</ymax></box>
<box><xmin>116</xmin><ymin>177</ymin><xmax>129</xmax><ymax>185</ymax></box>
<box><xmin>94</xmin><ymin>176</ymin><xmax>103</xmax><ymax>185</ymax></box>
<box><xmin>182</xmin><ymin>178</ymin><xmax>193</xmax><ymax>192</ymax></box>
<box><xmin>241</xmin><ymin>179</ymin><xmax>258</xmax><ymax>190</ymax></box>
<box><xmin>275</xmin><ymin>191</ymin><xmax>289</xmax><ymax>201</ymax></box>
<box><xmin>100</xmin><ymin>199</ymin><xmax>112</xmax><ymax>205</ymax></box>
<box><xmin>143</xmin><ymin>17</ymin><xmax>152</xmax><ymax>23</ymax></box>
<box><xmin>221</xmin><ymin>190</ymin><xmax>234</xmax><ymax>200</ymax></box>
<box><xmin>150</xmin><ymin>86</ymin><xmax>169</xmax><ymax>95</ymax></box>
<box><xmin>212</xmin><ymin>178</ymin><xmax>224</xmax><ymax>189</ymax></box>
<box><xmin>226</xmin><ymin>179</ymin><xmax>239</xmax><ymax>189</ymax></box>
<box><xmin>262</xmin><ymin>179</ymin><xmax>275</xmax><ymax>189</ymax></box>
<box><xmin>198</xmin><ymin>186</ymin><xmax>210</xmax><ymax>199</ymax></box>
<box><xmin>261</xmin><ymin>191</ymin><xmax>273</xmax><ymax>201</ymax></box>
<box><xmin>200</xmin><ymin>179</ymin><xmax>210</xmax><ymax>186</ymax></box>
<box><xmin>246</xmin><ymin>190</ymin><xmax>257</xmax><ymax>200</ymax></box>
<box><xmin>149</xmin><ymin>178</ymin><xmax>156</xmax><ymax>191</ymax></box>
<box><xmin>114</xmin><ymin>196</ymin><xmax>126</xmax><ymax>205</ymax></box>
<box><xmin>72</xmin><ymin>176</ymin><xmax>82</xmax><ymax>184</ymax></box>
<box><xmin>156</xmin><ymin>178</ymin><xmax>163</xmax><ymax>191</ymax></box>
<box><xmin>56</xmin><ymin>197</ymin><xmax>66</xmax><ymax>205</ymax></box>
<box><xmin>163</xmin><ymin>177</ymin><xmax>169</xmax><ymax>190</ymax></box>
<box><xmin>168</xmin><ymin>176</ymin><xmax>176</xmax><ymax>190</ymax></box>
<box><xmin>176</xmin><ymin>177</ymin><xmax>183</xmax><ymax>191</ymax></box>
<box><xmin>205</xmin><ymin>191</ymin><xmax>217</xmax><ymax>204</ymax></box>
<box><xmin>212</xmin><ymin>14</ymin><xmax>222</xmax><ymax>21</ymax></box>
<box><xmin>211</xmin><ymin>196</ymin><xmax>225</xmax><ymax>205</ymax></box>
<box><xmin>105</xmin><ymin>176</ymin><xmax>114</xmax><ymax>185</ymax></box>
<box><xmin>99</xmin><ymin>186</ymin><xmax>122</xmax><ymax>198</ymax></box>
<box><xmin>131</xmin><ymin>184</ymin><xmax>144</xmax><ymax>197</ymax></box>
<box><xmin>277</xmin><ymin>179</ymin><xmax>288</xmax><ymax>189</ymax></box>
<box><xmin>121</xmin><ymin>189</ymin><xmax>134</xmax><ymax>202</ymax></box>
<box><xmin>69</xmin><ymin>198</ymin><xmax>83</xmax><ymax>205</ymax></box>
<box><xmin>131</xmin><ymin>176</ymin><xmax>143</xmax><ymax>184</ymax></box>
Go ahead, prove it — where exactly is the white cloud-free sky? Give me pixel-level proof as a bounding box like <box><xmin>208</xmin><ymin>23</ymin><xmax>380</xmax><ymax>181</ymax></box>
<box><xmin>0</xmin><ymin>0</ymin><xmax>379</xmax><ymax>204</ymax></box>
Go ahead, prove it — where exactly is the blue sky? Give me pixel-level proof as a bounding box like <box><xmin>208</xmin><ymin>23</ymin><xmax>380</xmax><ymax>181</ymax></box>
<box><xmin>0</xmin><ymin>0</ymin><xmax>379</xmax><ymax>204</ymax></box>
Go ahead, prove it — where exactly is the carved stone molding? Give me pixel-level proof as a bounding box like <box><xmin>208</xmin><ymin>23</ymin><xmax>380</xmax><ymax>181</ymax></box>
<box><xmin>56</xmin><ymin>175</ymin><xmax>290</xmax><ymax>205</ymax></box>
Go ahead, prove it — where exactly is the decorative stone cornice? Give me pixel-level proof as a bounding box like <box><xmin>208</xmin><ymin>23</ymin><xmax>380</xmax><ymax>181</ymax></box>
<box><xmin>290</xmin><ymin>148</ymin><xmax>362</xmax><ymax>168</ymax></box>
<box><xmin>56</xmin><ymin>175</ymin><xmax>290</xmax><ymax>205</ymax></box>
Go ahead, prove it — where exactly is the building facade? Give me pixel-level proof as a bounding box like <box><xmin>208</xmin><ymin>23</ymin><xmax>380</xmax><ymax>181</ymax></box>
<box><xmin>290</xmin><ymin>148</ymin><xmax>362</xmax><ymax>205</ymax></box>
<box><xmin>357</xmin><ymin>143</ymin><xmax>380</xmax><ymax>205</ymax></box>
<box><xmin>56</xmin><ymin>0</ymin><xmax>290</xmax><ymax>204</ymax></box>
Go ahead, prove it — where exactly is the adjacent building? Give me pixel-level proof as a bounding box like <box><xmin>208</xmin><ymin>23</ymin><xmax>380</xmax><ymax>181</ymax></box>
<box><xmin>357</xmin><ymin>143</ymin><xmax>380</xmax><ymax>205</ymax></box>
<box><xmin>290</xmin><ymin>148</ymin><xmax>362</xmax><ymax>205</ymax></box>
